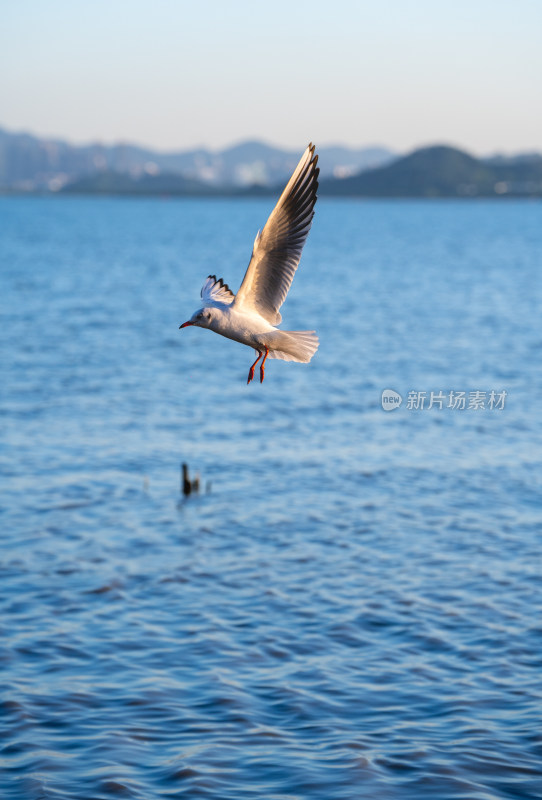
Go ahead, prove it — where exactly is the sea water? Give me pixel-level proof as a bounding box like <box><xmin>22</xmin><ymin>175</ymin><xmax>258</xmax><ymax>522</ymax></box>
<box><xmin>1</xmin><ymin>195</ymin><xmax>541</xmax><ymax>799</ymax></box>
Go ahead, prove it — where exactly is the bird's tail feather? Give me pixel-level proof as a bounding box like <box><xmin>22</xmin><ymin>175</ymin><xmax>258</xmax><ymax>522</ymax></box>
<box><xmin>264</xmin><ymin>330</ymin><xmax>319</xmax><ymax>363</ymax></box>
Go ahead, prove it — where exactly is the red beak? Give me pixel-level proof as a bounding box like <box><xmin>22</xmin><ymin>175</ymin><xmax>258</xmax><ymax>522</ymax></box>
<box><xmin>179</xmin><ymin>321</ymin><xmax>194</xmax><ymax>329</ymax></box>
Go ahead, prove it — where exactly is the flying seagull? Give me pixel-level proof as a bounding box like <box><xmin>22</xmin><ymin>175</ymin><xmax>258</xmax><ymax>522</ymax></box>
<box><xmin>180</xmin><ymin>143</ymin><xmax>320</xmax><ymax>384</ymax></box>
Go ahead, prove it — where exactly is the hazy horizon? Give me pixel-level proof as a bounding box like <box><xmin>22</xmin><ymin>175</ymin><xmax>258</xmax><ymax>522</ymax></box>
<box><xmin>2</xmin><ymin>122</ymin><xmax>540</xmax><ymax>161</ymax></box>
<box><xmin>0</xmin><ymin>122</ymin><xmax>393</xmax><ymax>154</ymax></box>
<box><xmin>2</xmin><ymin>0</ymin><xmax>541</xmax><ymax>156</ymax></box>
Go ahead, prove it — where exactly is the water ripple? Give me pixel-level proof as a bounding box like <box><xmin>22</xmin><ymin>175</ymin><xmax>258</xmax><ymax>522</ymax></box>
<box><xmin>1</xmin><ymin>197</ymin><xmax>541</xmax><ymax>798</ymax></box>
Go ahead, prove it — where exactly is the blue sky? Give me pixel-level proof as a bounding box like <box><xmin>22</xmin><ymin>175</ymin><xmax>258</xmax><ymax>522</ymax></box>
<box><xmin>1</xmin><ymin>0</ymin><xmax>541</xmax><ymax>154</ymax></box>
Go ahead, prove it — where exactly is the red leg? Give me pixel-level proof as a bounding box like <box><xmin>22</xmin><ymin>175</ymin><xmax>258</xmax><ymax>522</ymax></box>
<box><xmin>259</xmin><ymin>347</ymin><xmax>269</xmax><ymax>383</ymax></box>
<box><xmin>247</xmin><ymin>350</ymin><xmax>263</xmax><ymax>384</ymax></box>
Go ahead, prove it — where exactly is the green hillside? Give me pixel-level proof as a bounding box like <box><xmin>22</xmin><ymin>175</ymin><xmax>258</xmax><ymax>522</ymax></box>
<box><xmin>319</xmin><ymin>145</ymin><xmax>542</xmax><ymax>197</ymax></box>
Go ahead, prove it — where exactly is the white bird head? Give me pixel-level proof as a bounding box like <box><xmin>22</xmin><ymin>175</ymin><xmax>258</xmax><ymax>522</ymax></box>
<box><xmin>179</xmin><ymin>307</ymin><xmax>214</xmax><ymax>330</ymax></box>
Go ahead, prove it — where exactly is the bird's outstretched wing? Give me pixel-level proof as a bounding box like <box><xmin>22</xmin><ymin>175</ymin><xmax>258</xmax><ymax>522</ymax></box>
<box><xmin>200</xmin><ymin>275</ymin><xmax>235</xmax><ymax>307</ymax></box>
<box><xmin>233</xmin><ymin>143</ymin><xmax>319</xmax><ymax>325</ymax></box>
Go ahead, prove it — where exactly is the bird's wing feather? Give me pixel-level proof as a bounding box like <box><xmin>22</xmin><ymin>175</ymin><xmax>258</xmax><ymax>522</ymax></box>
<box><xmin>200</xmin><ymin>275</ymin><xmax>235</xmax><ymax>307</ymax></box>
<box><xmin>233</xmin><ymin>143</ymin><xmax>319</xmax><ymax>325</ymax></box>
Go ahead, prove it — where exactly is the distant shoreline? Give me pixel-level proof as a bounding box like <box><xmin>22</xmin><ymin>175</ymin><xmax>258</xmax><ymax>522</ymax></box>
<box><xmin>1</xmin><ymin>127</ymin><xmax>541</xmax><ymax>199</ymax></box>
<box><xmin>1</xmin><ymin>190</ymin><xmax>540</xmax><ymax>201</ymax></box>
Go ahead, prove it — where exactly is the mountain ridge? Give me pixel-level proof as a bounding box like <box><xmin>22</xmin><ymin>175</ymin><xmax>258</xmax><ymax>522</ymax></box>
<box><xmin>318</xmin><ymin>145</ymin><xmax>542</xmax><ymax>197</ymax></box>
<box><xmin>1</xmin><ymin>127</ymin><xmax>541</xmax><ymax>197</ymax></box>
<box><xmin>0</xmin><ymin>126</ymin><xmax>393</xmax><ymax>192</ymax></box>
<box><xmin>61</xmin><ymin>144</ymin><xmax>542</xmax><ymax>199</ymax></box>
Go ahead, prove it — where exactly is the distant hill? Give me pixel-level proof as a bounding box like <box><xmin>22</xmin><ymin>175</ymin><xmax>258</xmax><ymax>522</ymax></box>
<box><xmin>2</xmin><ymin>127</ymin><xmax>540</xmax><ymax>197</ymax></box>
<box><xmin>319</xmin><ymin>145</ymin><xmax>542</xmax><ymax>197</ymax></box>
<box><xmin>0</xmin><ymin>126</ymin><xmax>394</xmax><ymax>192</ymax></box>
<box><xmin>61</xmin><ymin>170</ymin><xmax>220</xmax><ymax>196</ymax></box>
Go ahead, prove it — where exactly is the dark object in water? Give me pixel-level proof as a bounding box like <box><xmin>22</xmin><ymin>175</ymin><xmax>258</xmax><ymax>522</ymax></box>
<box><xmin>181</xmin><ymin>463</ymin><xmax>200</xmax><ymax>496</ymax></box>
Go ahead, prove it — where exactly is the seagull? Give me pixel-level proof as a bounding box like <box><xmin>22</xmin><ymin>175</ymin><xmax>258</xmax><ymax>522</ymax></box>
<box><xmin>180</xmin><ymin>143</ymin><xmax>320</xmax><ymax>384</ymax></box>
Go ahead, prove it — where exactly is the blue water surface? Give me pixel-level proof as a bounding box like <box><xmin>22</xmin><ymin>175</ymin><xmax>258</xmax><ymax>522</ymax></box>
<box><xmin>1</xmin><ymin>195</ymin><xmax>542</xmax><ymax>799</ymax></box>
